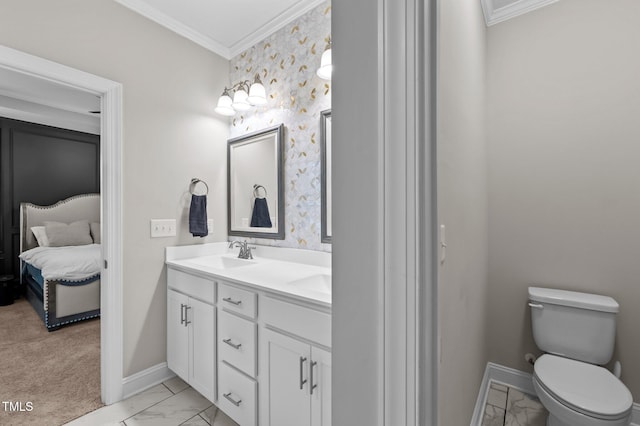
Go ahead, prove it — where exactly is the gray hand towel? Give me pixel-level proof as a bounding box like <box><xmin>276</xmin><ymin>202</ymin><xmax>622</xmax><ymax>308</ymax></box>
<box><xmin>189</xmin><ymin>194</ymin><xmax>208</xmax><ymax>237</ymax></box>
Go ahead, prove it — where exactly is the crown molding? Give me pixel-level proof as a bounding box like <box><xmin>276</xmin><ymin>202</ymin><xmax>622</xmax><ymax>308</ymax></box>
<box><xmin>481</xmin><ymin>0</ymin><xmax>559</xmax><ymax>26</ymax></box>
<box><xmin>114</xmin><ymin>0</ymin><xmax>231</xmax><ymax>59</ymax></box>
<box><xmin>228</xmin><ymin>0</ymin><xmax>327</xmax><ymax>58</ymax></box>
<box><xmin>113</xmin><ymin>0</ymin><xmax>326</xmax><ymax>60</ymax></box>
<box><xmin>0</xmin><ymin>95</ymin><xmax>100</xmax><ymax>134</ymax></box>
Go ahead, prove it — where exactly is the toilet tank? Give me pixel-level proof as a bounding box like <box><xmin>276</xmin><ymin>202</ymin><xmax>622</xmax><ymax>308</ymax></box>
<box><xmin>528</xmin><ymin>287</ymin><xmax>619</xmax><ymax>365</ymax></box>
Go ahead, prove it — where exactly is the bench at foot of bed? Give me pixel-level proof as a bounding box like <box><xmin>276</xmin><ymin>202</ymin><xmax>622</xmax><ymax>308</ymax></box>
<box><xmin>24</xmin><ymin>273</ymin><xmax>100</xmax><ymax>331</ymax></box>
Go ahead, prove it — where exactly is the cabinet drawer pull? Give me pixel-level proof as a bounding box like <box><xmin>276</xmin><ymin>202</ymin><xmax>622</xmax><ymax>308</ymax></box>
<box><xmin>223</xmin><ymin>338</ymin><xmax>242</xmax><ymax>350</ymax></box>
<box><xmin>299</xmin><ymin>356</ymin><xmax>308</xmax><ymax>390</ymax></box>
<box><xmin>184</xmin><ymin>305</ymin><xmax>192</xmax><ymax>326</ymax></box>
<box><xmin>180</xmin><ymin>303</ymin><xmax>185</xmax><ymax>325</ymax></box>
<box><xmin>223</xmin><ymin>297</ymin><xmax>242</xmax><ymax>306</ymax></box>
<box><xmin>310</xmin><ymin>360</ymin><xmax>318</xmax><ymax>395</ymax></box>
<box><xmin>223</xmin><ymin>392</ymin><xmax>242</xmax><ymax>407</ymax></box>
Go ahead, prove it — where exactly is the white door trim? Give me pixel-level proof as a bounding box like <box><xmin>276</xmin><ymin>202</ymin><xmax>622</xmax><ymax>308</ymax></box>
<box><xmin>0</xmin><ymin>45</ymin><xmax>124</xmax><ymax>405</ymax></box>
<box><xmin>383</xmin><ymin>1</ymin><xmax>437</xmax><ymax>425</ymax></box>
<box><xmin>333</xmin><ymin>0</ymin><xmax>436</xmax><ymax>425</ymax></box>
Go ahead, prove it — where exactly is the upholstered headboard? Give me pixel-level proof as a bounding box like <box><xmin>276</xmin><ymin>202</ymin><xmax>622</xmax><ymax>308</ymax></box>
<box><xmin>20</xmin><ymin>193</ymin><xmax>100</xmax><ymax>252</ymax></box>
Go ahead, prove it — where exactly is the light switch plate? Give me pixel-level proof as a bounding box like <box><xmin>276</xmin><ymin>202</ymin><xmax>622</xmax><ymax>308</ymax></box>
<box><xmin>207</xmin><ymin>219</ymin><xmax>214</xmax><ymax>232</ymax></box>
<box><xmin>151</xmin><ymin>219</ymin><xmax>176</xmax><ymax>238</ymax></box>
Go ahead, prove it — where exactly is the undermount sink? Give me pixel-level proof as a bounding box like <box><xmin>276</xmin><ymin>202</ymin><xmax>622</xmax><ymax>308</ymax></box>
<box><xmin>288</xmin><ymin>274</ymin><xmax>332</xmax><ymax>295</ymax></box>
<box><xmin>185</xmin><ymin>255</ymin><xmax>257</xmax><ymax>269</ymax></box>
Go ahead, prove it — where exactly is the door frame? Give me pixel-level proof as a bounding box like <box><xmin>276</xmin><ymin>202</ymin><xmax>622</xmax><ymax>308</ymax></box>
<box><xmin>332</xmin><ymin>0</ymin><xmax>437</xmax><ymax>425</ymax></box>
<box><xmin>0</xmin><ymin>45</ymin><xmax>124</xmax><ymax>405</ymax></box>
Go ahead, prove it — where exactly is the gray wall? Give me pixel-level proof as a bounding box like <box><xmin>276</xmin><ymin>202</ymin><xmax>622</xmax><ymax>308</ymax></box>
<box><xmin>0</xmin><ymin>0</ymin><xmax>230</xmax><ymax>377</ymax></box>
<box><xmin>332</xmin><ymin>0</ymin><xmax>383</xmax><ymax>424</ymax></box>
<box><xmin>437</xmin><ymin>0</ymin><xmax>489</xmax><ymax>423</ymax></box>
<box><xmin>487</xmin><ymin>0</ymin><xmax>640</xmax><ymax>401</ymax></box>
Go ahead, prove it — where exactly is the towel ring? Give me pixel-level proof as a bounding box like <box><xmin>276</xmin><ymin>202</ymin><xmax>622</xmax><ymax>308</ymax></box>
<box><xmin>190</xmin><ymin>178</ymin><xmax>209</xmax><ymax>196</ymax></box>
<box><xmin>253</xmin><ymin>184</ymin><xmax>267</xmax><ymax>198</ymax></box>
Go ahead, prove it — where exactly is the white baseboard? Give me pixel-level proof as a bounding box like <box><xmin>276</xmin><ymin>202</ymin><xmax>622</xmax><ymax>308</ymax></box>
<box><xmin>122</xmin><ymin>362</ymin><xmax>175</xmax><ymax>400</ymax></box>
<box><xmin>471</xmin><ymin>362</ymin><xmax>640</xmax><ymax>426</ymax></box>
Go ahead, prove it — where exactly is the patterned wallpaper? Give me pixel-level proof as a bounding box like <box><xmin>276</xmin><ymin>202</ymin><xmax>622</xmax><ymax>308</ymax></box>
<box><xmin>228</xmin><ymin>1</ymin><xmax>331</xmax><ymax>252</ymax></box>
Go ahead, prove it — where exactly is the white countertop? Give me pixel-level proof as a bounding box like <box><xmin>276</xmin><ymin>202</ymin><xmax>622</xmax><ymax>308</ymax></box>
<box><xmin>166</xmin><ymin>243</ymin><xmax>332</xmax><ymax>308</ymax></box>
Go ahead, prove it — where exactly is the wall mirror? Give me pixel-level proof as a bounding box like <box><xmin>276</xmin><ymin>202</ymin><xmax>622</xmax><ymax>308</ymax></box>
<box><xmin>228</xmin><ymin>124</ymin><xmax>284</xmax><ymax>239</ymax></box>
<box><xmin>321</xmin><ymin>109</ymin><xmax>332</xmax><ymax>243</ymax></box>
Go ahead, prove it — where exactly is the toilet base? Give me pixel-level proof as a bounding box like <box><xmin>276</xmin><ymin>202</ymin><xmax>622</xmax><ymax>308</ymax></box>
<box><xmin>534</xmin><ymin>377</ymin><xmax>632</xmax><ymax>426</ymax></box>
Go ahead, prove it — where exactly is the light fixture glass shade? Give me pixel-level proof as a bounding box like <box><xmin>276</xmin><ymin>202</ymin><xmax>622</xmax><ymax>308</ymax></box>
<box><xmin>232</xmin><ymin>88</ymin><xmax>251</xmax><ymax>111</ymax></box>
<box><xmin>248</xmin><ymin>81</ymin><xmax>267</xmax><ymax>105</ymax></box>
<box><xmin>317</xmin><ymin>48</ymin><xmax>332</xmax><ymax>80</ymax></box>
<box><xmin>214</xmin><ymin>93</ymin><xmax>235</xmax><ymax>116</ymax></box>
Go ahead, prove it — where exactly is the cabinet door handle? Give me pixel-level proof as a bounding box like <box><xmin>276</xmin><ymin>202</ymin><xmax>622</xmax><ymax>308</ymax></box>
<box><xmin>223</xmin><ymin>392</ymin><xmax>242</xmax><ymax>407</ymax></box>
<box><xmin>223</xmin><ymin>338</ymin><xmax>242</xmax><ymax>350</ymax></box>
<box><xmin>310</xmin><ymin>360</ymin><xmax>318</xmax><ymax>395</ymax></box>
<box><xmin>222</xmin><ymin>297</ymin><xmax>242</xmax><ymax>306</ymax></box>
<box><xmin>299</xmin><ymin>356</ymin><xmax>308</xmax><ymax>390</ymax></box>
<box><xmin>184</xmin><ymin>305</ymin><xmax>191</xmax><ymax>326</ymax></box>
<box><xmin>180</xmin><ymin>303</ymin><xmax>185</xmax><ymax>325</ymax></box>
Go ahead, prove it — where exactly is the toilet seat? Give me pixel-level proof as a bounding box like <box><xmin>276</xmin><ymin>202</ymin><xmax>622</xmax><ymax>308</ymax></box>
<box><xmin>534</xmin><ymin>354</ymin><xmax>633</xmax><ymax>421</ymax></box>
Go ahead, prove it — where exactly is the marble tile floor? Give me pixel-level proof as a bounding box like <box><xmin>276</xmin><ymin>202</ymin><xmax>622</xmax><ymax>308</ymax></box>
<box><xmin>481</xmin><ymin>381</ymin><xmax>548</xmax><ymax>426</ymax></box>
<box><xmin>65</xmin><ymin>376</ymin><xmax>239</xmax><ymax>426</ymax></box>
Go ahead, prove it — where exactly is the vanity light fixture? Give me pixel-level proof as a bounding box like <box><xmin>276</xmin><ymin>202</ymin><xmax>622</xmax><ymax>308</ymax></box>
<box><xmin>215</xmin><ymin>75</ymin><xmax>268</xmax><ymax>116</ymax></box>
<box><xmin>316</xmin><ymin>36</ymin><xmax>332</xmax><ymax>80</ymax></box>
<box><xmin>248</xmin><ymin>75</ymin><xmax>268</xmax><ymax>105</ymax></box>
<box><xmin>214</xmin><ymin>88</ymin><xmax>235</xmax><ymax>116</ymax></box>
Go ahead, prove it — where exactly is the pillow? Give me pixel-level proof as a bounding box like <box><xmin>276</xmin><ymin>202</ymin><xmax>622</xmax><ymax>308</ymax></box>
<box><xmin>90</xmin><ymin>222</ymin><xmax>101</xmax><ymax>244</ymax></box>
<box><xmin>43</xmin><ymin>220</ymin><xmax>93</xmax><ymax>247</ymax></box>
<box><xmin>31</xmin><ymin>226</ymin><xmax>51</xmax><ymax>247</ymax></box>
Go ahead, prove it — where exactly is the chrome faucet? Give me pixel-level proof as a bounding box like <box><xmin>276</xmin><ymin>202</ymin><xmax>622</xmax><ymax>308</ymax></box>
<box><xmin>228</xmin><ymin>240</ymin><xmax>254</xmax><ymax>260</ymax></box>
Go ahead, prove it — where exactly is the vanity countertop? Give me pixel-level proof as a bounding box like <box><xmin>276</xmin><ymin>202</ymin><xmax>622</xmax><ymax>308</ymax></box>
<box><xmin>166</xmin><ymin>243</ymin><xmax>331</xmax><ymax>307</ymax></box>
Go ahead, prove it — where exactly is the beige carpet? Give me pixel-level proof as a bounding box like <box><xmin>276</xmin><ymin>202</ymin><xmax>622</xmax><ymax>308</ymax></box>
<box><xmin>0</xmin><ymin>298</ymin><xmax>103</xmax><ymax>426</ymax></box>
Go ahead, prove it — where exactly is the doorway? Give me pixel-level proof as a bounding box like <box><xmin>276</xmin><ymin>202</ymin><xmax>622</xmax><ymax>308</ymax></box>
<box><xmin>0</xmin><ymin>44</ymin><xmax>124</xmax><ymax>405</ymax></box>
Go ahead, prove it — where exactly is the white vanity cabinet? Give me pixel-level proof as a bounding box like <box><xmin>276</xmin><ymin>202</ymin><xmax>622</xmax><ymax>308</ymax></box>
<box><xmin>167</xmin><ymin>269</ymin><xmax>215</xmax><ymax>402</ymax></box>
<box><xmin>165</xmin><ymin>244</ymin><xmax>331</xmax><ymax>426</ymax></box>
<box><xmin>217</xmin><ymin>282</ymin><xmax>259</xmax><ymax>426</ymax></box>
<box><xmin>261</xmin><ymin>297</ymin><xmax>332</xmax><ymax>426</ymax></box>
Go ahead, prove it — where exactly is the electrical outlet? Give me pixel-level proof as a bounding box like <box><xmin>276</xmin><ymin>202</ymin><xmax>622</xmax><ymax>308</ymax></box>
<box><xmin>150</xmin><ymin>219</ymin><xmax>176</xmax><ymax>238</ymax></box>
<box><xmin>207</xmin><ymin>219</ymin><xmax>214</xmax><ymax>232</ymax></box>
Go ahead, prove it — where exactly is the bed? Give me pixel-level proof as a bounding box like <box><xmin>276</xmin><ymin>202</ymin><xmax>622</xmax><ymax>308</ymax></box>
<box><xmin>19</xmin><ymin>193</ymin><xmax>101</xmax><ymax>331</ymax></box>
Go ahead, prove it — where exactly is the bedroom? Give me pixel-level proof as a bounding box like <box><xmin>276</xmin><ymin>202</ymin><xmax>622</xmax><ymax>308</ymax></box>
<box><xmin>0</xmin><ymin>75</ymin><xmax>104</xmax><ymax>423</ymax></box>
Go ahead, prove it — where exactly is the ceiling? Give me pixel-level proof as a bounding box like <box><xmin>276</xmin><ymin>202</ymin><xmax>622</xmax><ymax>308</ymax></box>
<box><xmin>114</xmin><ymin>0</ymin><xmax>326</xmax><ymax>59</ymax></box>
<box><xmin>0</xmin><ymin>0</ymin><xmax>324</xmax><ymax>133</ymax></box>
<box><xmin>0</xmin><ymin>67</ymin><xmax>100</xmax><ymax>134</ymax></box>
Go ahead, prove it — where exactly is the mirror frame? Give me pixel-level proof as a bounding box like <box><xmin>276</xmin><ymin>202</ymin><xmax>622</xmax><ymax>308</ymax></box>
<box><xmin>321</xmin><ymin>109</ymin><xmax>332</xmax><ymax>243</ymax></box>
<box><xmin>227</xmin><ymin>124</ymin><xmax>285</xmax><ymax>240</ymax></box>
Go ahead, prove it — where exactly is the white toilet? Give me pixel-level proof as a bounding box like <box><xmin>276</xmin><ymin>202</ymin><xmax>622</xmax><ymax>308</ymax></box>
<box><xmin>528</xmin><ymin>287</ymin><xmax>633</xmax><ymax>426</ymax></box>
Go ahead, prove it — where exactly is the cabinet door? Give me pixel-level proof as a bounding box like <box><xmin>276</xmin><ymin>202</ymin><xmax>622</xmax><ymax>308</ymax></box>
<box><xmin>167</xmin><ymin>290</ymin><xmax>189</xmax><ymax>381</ymax></box>
<box><xmin>189</xmin><ymin>297</ymin><xmax>215</xmax><ymax>402</ymax></box>
<box><xmin>311</xmin><ymin>346</ymin><xmax>332</xmax><ymax>426</ymax></box>
<box><xmin>264</xmin><ymin>329</ymin><xmax>312</xmax><ymax>426</ymax></box>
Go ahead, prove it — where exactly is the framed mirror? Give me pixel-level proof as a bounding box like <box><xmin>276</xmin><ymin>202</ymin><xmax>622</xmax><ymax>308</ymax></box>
<box><xmin>228</xmin><ymin>124</ymin><xmax>285</xmax><ymax>239</ymax></box>
<box><xmin>321</xmin><ymin>109</ymin><xmax>332</xmax><ymax>243</ymax></box>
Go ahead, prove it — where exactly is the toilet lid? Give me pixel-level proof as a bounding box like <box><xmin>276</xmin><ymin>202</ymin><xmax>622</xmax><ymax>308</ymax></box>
<box><xmin>534</xmin><ymin>354</ymin><xmax>633</xmax><ymax>419</ymax></box>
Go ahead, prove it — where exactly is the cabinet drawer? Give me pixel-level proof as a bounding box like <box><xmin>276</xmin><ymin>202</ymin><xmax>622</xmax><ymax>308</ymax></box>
<box><xmin>218</xmin><ymin>282</ymin><xmax>257</xmax><ymax>319</ymax></box>
<box><xmin>168</xmin><ymin>268</ymin><xmax>215</xmax><ymax>304</ymax></box>
<box><xmin>218</xmin><ymin>362</ymin><xmax>257</xmax><ymax>426</ymax></box>
<box><xmin>263</xmin><ymin>296</ymin><xmax>331</xmax><ymax>348</ymax></box>
<box><xmin>218</xmin><ymin>309</ymin><xmax>257</xmax><ymax>377</ymax></box>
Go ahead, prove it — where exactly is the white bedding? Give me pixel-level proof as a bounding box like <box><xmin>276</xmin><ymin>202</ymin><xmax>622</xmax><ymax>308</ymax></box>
<box><xmin>19</xmin><ymin>244</ymin><xmax>102</xmax><ymax>281</ymax></box>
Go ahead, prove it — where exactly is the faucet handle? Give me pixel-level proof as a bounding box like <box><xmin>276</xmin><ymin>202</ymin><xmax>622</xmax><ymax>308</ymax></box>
<box><xmin>245</xmin><ymin>245</ymin><xmax>255</xmax><ymax>259</ymax></box>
